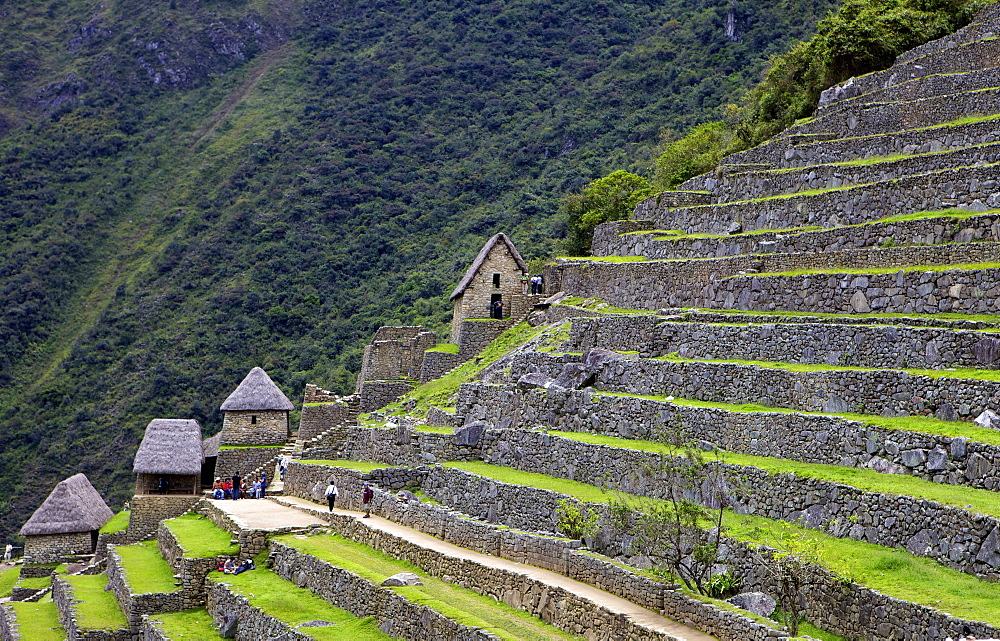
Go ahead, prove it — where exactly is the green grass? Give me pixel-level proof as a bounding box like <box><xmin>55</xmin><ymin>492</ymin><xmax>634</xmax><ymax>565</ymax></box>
<box><xmin>163</xmin><ymin>513</ymin><xmax>239</xmax><ymax>559</ymax></box>
<box><xmin>147</xmin><ymin>607</ymin><xmax>218</xmax><ymax>640</ymax></box>
<box><xmin>554</xmin><ymin>255</ymin><xmax>649</xmax><ymax>263</ymax></box>
<box><xmin>219</xmin><ymin>445</ymin><xmax>283</xmax><ymax>450</ymax></box>
<box><xmin>99</xmin><ymin>510</ymin><xmax>130</xmax><ymax>534</ymax></box>
<box><xmin>116</xmin><ymin>541</ymin><xmax>180</xmax><ymax>594</ymax></box>
<box><xmin>400</xmin><ymin>321</ymin><xmax>545</xmax><ymax>413</ymax></box>
<box><xmin>15</xmin><ymin>576</ymin><xmax>51</xmax><ymax>590</ymax></box>
<box><xmin>298</xmin><ymin>459</ymin><xmax>394</xmax><ymax>471</ymax></box>
<box><xmin>413</xmin><ymin>424</ymin><xmax>454</xmax><ymax>434</ymax></box>
<box><xmin>739</xmin><ymin>261</ymin><xmax>1000</xmax><ymax>280</ymax></box>
<box><xmin>215</xmin><ymin>562</ymin><xmax>393</xmax><ymax>640</ymax></box>
<box><xmin>695</xmin><ymin>307</ymin><xmax>1000</xmax><ymax>324</ymax></box>
<box><xmin>598</xmin><ymin>391</ymin><xmax>1000</xmax><ymax>446</ymax></box>
<box><xmin>446</xmin><ymin>461</ymin><xmax>1000</xmax><ymax>626</ymax></box>
<box><xmin>0</xmin><ymin>565</ymin><xmax>20</xmax><ymax>597</ymax></box>
<box><xmin>275</xmin><ymin>533</ymin><xmax>581</xmax><ymax>640</ymax></box>
<box><xmin>63</xmin><ymin>574</ymin><xmax>128</xmax><ymax>631</ymax></box>
<box><xmin>426</xmin><ymin>343</ymin><xmax>459</xmax><ymax>354</ymax></box>
<box><xmin>656</xmin><ymin>352</ymin><xmax>1000</xmax><ymax>383</ymax></box>
<box><xmin>550</xmin><ymin>430</ymin><xmax>1000</xmax><ymax>519</ymax></box>
<box><xmin>9</xmin><ymin>602</ymin><xmax>65</xmax><ymax>641</ymax></box>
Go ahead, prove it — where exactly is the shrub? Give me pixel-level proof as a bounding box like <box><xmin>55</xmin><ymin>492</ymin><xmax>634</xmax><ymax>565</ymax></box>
<box><xmin>562</xmin><ymin>170</ymin><xmax>652</xmax><ymax>256</ymax></box>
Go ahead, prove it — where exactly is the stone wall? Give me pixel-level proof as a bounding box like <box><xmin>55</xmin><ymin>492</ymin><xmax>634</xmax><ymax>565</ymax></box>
<box><xmin>550</xmin><ymin>259</ymin><xmax>1000</xmax><ymax>315</ymax></box>
<box><xmin>458</xmin><ymin>318</ymin><xmax>513</xmax><ymax>359</ymax></box>
<box><xmin>205</xmin><ymin>578</ymin><xmax>310</xmax><ymax>641</ymax></box>
<box><xmin>420</xmin><ymin>350</ymin><xmax>464</xmax><ymax>382</ymax></box>
<box><xmin>106</xmin><ymin>545</ymin><xmax>185</xmax><ymax>635</ymax></box>
<box><xmin>424</xmin><ymin>465</ymin><xmax>1000</xmax><ymax>641</ymax></box>
<box><xmin>52</xmin><ymin>575</ymin><xmax>132</xmax><ymax>641</ymax></box>
<box><xmin>457</xmin><ymin>382</ymin><xmax>1000</xmax><ymax>490</ymax></box>
<box><xmin>475</xmin><ymin>428</ymin><xmax>1000</xmax><ymax>580</ymax></box>
<box><xmin>22</xmin><ymin>531</ymin><xmax>94</xmax><ymax>563</ymax></box>
<box><xmin>220</xmin><ymin>409</ymin><xmax>288</xmax><ymax>446</ymax></box>
<box><xmin>357</xmin><ymin>380</ymin><xmax>414</xmax><ymax>412</ymax></box>
<box><xmin>426</xmin><ymin>406</ymin><xmax>463</xmax><ymax>427</ymax></box>
<box><xmin>95</xmin><ymin>531</ymin><xmax>129</xmax><ymax>562</ymax></box>
<box><xmin>635</xmin><ymin>162</ymin><xmax>1000</xmax><ymax>234</ymax></box>
<box><xmin>452</xmin><ymin>240</ymin><xmax>527</xmax><ymax>340</ymax></box>
<box><xmin>297</xmin><ymin>424</ymin><xmax>478</xmax><ymax>466</ymax></box>
<box><xmin>592</xmin><ymin>212</ymin><xmax>1000</xmax><ymax>260</ymax></box>
<box><xmin>215</xmin><ymin>446</ymin><xmax>281</xmax><ymax>480</ymax></box>
<box><xmin>0</xmin><ymin>604</ymin><xmax>19</xmax><ymax>641</ymax></box>
<box><xmin>139</xmin><ymin>619</ymin><xmax>169</xmax><ymax>641</ymax></box>
<box><xmin>268</xmin><ymin>542</ymin><xmax>499</xmax><ymax>641</ymax></box>
<box><xmin>298</xmin><ymin>402</ymin><xmax>353</xmax><ymax>440</ymax></box>
<box><xmin>157</xmin><ymin>522</ymin><xmax>221</xmax><ymax>606</ymax></box>
<box><xmin>355</xmin><ymin>327</ymin><xmax>437</xmax><ymax>390</ymax></box>
<box><xmin>126</xmin><ymin>495</ymin><xmax>200</xmax><ymax>542</ymax></box>
<box><xmin>567</xmin><ymin>315</ymin><xmax>1000</xmax><ymax>370</ymax></box>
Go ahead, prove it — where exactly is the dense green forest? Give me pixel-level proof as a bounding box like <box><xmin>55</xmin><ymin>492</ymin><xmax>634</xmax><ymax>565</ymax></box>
<box><xmin>0</xmin><ymin>0</ymin><xmax>841</xmax><ymax>541</ymax></box>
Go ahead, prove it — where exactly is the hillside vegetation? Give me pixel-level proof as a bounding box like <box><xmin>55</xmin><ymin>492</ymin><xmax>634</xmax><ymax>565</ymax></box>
<box><xmin>0</xmin><ymin>0</ymin><xmax>841</xmax><ymax>541</ymax></box>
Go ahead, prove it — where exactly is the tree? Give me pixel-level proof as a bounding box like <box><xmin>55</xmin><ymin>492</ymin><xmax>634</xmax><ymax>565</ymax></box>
<box><xmin>750</xmin><ymin>527</ymin><xmax>824</xmax><ymax>636</ymax></box>
<box><xmin>654</xmin><ymin>121</ymin><xmax>736</xmax><ymax>190</ymax></box>
<box><xmin>562</xmin><ymin>170</ymin><xmax>652</xmax><ymax>256</ymax></box>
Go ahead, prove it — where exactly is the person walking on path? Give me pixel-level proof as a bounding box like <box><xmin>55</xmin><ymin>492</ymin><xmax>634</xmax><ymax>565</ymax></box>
<box><xmin>362</xmin><ymin>482</ymin><xmax>374</xmax><ymax>518</ymax></box>
<box><xmin>324</xmin><ymin>479</ymin><xmax>339</xmax><ymax>512</ymax></box>
<box><xmin>3</xmin><ymin>543</ymin><xmax>11</xmax><ymax>562</ymax></box>
<box><xmin>231</xmin><ymin>472</ymin><xmax>242</xmax><ymax>500</ymax></box>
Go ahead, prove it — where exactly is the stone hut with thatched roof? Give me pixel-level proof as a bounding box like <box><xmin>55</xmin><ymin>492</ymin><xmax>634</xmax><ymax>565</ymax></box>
<box><xmin>133</xmin><ymin>419</ymin><xmax>204</xmax><ymax>496</ymax></box>
<box><xmin>127</xmin><ymin>419</ymin><xmax>205</xmax><ymax>541</ymax></box>
<box><xmin>19</xmin><ymin>473</ymin><xmax>113</xmax><ymax>563</ymax></box>
<box><xmin>219</xmin><ymin>367</ymin><xmax>294</xmax><ymax>446</ymax></box>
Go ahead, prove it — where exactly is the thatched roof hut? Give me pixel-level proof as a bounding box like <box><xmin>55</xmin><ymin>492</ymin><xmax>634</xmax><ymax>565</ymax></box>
<box><xmin>19</xmin><ymin>473</ymin><xmax>113</xmax><ymax>537</ymax></box>
<box><xmin>449</xmin><ymin>233</ymin><xmax>527</xmax><ymax>301</ymax></box>
<box><xmin>133</xmin><ymin>419</ymin><xmax>204</xmax><ymax>476</ymax></box>
<box><xmin>202</xmin><ymin>432</ymin><xmax>222</xmax><ymax>459</ymax></box>
<box><xmin>220</xmin><ymin>367</ymin><xmax>294</xmax><ymax>411</ymax></box>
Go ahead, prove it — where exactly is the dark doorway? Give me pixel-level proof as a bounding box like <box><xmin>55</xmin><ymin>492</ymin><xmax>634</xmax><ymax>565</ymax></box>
<box><xmin>490</xmin><ymin>294</ymin><xmax>503</xmax><ymax>318</ymax></box>
<box><xmin>201</xmin><ymin>456</ymin><xmax>217</xmax><ymax>489</ymax></box>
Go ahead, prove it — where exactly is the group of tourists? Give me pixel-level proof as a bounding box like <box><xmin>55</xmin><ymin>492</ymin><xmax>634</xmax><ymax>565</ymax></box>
<box><xmin>519</xmin><ymin>273</ymin><xmax>545</xmax><ymax>295</ymax></box>
<box><xmin>324</xmin><ymin>479</ymin><xmax>374</xmax><ymax>518</ymax></box>
<box><xmin>217</xmin><ymin>557</ymin><xmax>255</xmax><ymax>575</ymax></box>
<box><xmin>211</xmin><ymin>471</ymin><xmax>268</xmax><ymax>500</ymax></box>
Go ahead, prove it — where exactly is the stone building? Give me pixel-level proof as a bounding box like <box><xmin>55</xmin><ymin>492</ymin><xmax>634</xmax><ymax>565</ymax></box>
<box><xmin>355</xmin><ymin>326</ymin><xmax>438</xmax><ymax>390</ymax></box>
<box><xmin>450</xmin><ymin>233</ymin><xmax>529</xmax><ymax>337</ymax></box>
<box><xmin>132</xmin><ymin>419</ymin><xmax>204</xmax><ymax>496</ymax></box>
<box><xmin>19</xmin><ymin>473</ymin><xmax>113</xmax><ymax>563</ymax></box>
<box><xmin>219</xmin><ymin>367</ymin><xmax>294</xmax><ymax>446</ymax></box>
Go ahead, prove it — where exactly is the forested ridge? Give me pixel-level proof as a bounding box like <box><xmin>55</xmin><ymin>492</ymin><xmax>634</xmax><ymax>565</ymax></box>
<box><xmin>0</xmin><ymin>0</ymin><xmax>839</xmax><ymax>542</ymax></box>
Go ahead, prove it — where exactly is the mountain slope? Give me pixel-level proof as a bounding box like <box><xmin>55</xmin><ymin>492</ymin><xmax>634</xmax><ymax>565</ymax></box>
<box><xmin>0</xmin><ymin>0</ymin><xmax>839</xmax><ymax>541</ymax></box>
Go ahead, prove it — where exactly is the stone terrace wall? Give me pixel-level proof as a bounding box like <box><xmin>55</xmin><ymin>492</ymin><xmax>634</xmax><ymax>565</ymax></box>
<box><xmin>205</xmin><ymin>579</ymin><xmax>310</xmax><ymax>641</ymax></box>
<box><xmin>477</xmin><ymin>428</ymin><xmax>1000</xmax><ymax>580</ymax></box>
<box><xmin>428</xmin><ymin>465</ymin><xmax>1000</xmax><ymax>641</ymax></box>
<box><xmin>420</xmin><ymin>350</ymin><xmax>464</xmax><ymax>382</ymax></box>
<box><xmin>358</xmin><ymin>380</ymin><xmax>413</xmax><ymax>412</ymax></box>
<box><xmin>106</xmin><ymin>545</ymin><xmax>185</xmax><ymax>635</ymax></box>
<box><xmin>126</xmin><ymin>495</ymin><xmax>200</xmax><ymax>542</ymax></box>
<box><xmin>552</xmin><ymin>260</ymin><xmax>1000</xmax><ymax>315</ymax></box>
<box><xmin>298</xmin><ymin>402</ymin><xmax>352</xmax><ymax>441</ymax></box>
<box><xmin>268</xmin><ymin>542</ymin><xmax>498</xmax><ymax>641</ymax></box>
<box><xmin>689</xmin><ymin>140</ymin><xmax>1000</xmax><ymax>201</ymax></box>
<box><xmin>459</xmin><ymin>318</ymin><xmax>513</xmax><ymax>359</ymax></box>
<box><xmin>637</xmin><ymin>162</ymin><xmax>1000</xmax><ymax>234</ymax></box>
<box><xmin>458</xmin><ymin>381</ymin><xmax>1000</xmax><ymax>490</ymax></box>
<box><xmin>567</xmin><ymin>316</ymin><xmax>1000</xmax><ymax>369</ymax></box>
<box><xmin>593</xmin><ymin>213</ymin><xmax>1000</xmax><ymax>260</ymax></box>
<box><xmin>299</xmin><ymin>424</ymin><xmax>479</xmax><ymax>466</ymax></box>
<box><xmin>0</xmin><ymin>604</ymin><xmax>19</xmax><ymax>641</ymax></box>
<box><xmin>157</xmin><ymin>522</ymin><xmax>220</xmax><ymax>606</ymax></box>
<box><xmin>22</xmin><ymin>531</ymin><xmax>93</xmax><ymax>564</ymax></box>
<box><xmin>52</xmin><ymin>575</ymin><xmax>132</xmax><ymax>641</ymax></box>
<box><xmin>215</xmin><ymin>446</ymin><xmax>281</xmax><ymax>480</ymax></box>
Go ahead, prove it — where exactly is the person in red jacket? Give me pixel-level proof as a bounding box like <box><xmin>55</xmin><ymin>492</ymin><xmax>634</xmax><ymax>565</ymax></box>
<box><xmin>362</xmin><ymin>483</ymin><xmax>374</xmax><ymax>518</ymax></box>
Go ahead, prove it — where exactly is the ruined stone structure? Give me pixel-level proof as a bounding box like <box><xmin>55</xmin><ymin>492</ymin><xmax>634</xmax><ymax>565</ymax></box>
<box><xmin>355</xmin><ymin>326</ymin><xmax>437</xmax><ymax>388</ymax></box>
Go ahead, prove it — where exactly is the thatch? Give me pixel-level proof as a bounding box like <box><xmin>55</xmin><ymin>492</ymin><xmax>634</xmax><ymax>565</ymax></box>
<box><xmin>133</xmin><ymin>419</ymin><xmax>204</xmax><ymax>475</ymax></box>
<box><xmin>220</xmin><ymin>367</ymin><xmax>294</xmax><ymax>411</ymax></box>
<box><xmin>202</xmin><ymin>432</ymin><xmax>222</xmax><ymax>458</ymax></box>
<box><xmin>19</xmin><ymin>473</ymin><xmax>114</xmax><ymax>536</ymax></box>
<box><xmin>449</xmin><ymin>233</ymin><xmax>527</xmax><ymax>300</ymax></box>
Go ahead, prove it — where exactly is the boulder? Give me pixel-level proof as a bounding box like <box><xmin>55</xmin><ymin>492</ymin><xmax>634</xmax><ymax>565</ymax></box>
<box><xmin>381</xmin><ymin>572</ymin><xmax>423</xmax><ymax>586</ymax></box>
<box><xmin>865</xmin><ymin>456</ymin><xmax>906</xmax><ymax>475</ymax></box>
<box><xmin>554</xmin><ymin>362</ymin><xmax>591</xmax><ymax>389</ymax></box>
<box><xmin>974</xmin><ymin>410</ymin><xmax>1000</xmax><ymax>430</ymax></box>
<box><xmin>516</xmin><ymin>372</ymin><xmax>565</xmax><ymax>391</ymax></box>
<box><xmin>396</xmin><ymin>490</ymin><xmax>418</xmax><ymax>503</ymax></box>
<box><xmin>974</xmin><ymin>337</ymin><xmax>1000</xmax><ymax>365</ymax></box>
<box><xmin>727</xmin><ymin>592</ymin><xmax>776</xmax><ymax>617</ymax></box>
<box><xmin>454</xmin><ymin>421</ymin><xmax>489</xmax><ymax>447</ymax></box>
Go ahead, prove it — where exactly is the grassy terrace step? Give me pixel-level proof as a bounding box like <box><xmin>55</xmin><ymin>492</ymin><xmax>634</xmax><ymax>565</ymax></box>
<box><xmin>0</xmin><ymin>566</ymin><xmax>18</xmax><ymax>597</ymax></box>
<box><xmin>163</xmin><ymin>513</ymin><xmax>239</xmax><ymax>558</ymax></box>
<box><xmin>116</xmin><ymin>541</ymin><xmax>180</xmax><ymax>594</ymax></box>
<box><xmin>276</xmin><ymin>533</ymin><xmax>582</xmax><ymax>641</ymax></box>
<box><xmin>603</xmin><ymin>391</ymin><xmax>1000</xmax><ymax>447</ymax></box>
<box><xmin>443</xmin><ymin>461</ymin><xmax>1000</xmax><ymax>627</ymax></box>
<box><xmin>735</xmin><ymin>260</ymin><xmax>1000</xmax><ymax>279</ymax></box>
<box><xmin>9</xmin><ymin>601</ymin><xmax>64</xmax><ymax>641</ymax></box>
<box><xmin>552</xmin><ymin>429</ymin><xmax>1000</xmax><ymax>519</ymax></box>
<box><xmin>298</xmin><ymin>459</ymin><xmax>390</xmax><ymax>471</ymax></box>
<box><xmin>212</xmin><ymin>563</ymin><xmax>393</xmax><ymax>640</ymax></box>
<box><xmin>62</xmin><ymin>574</ymin><xmax>128</xmax><ymax>632</ymax></box>
<box><xmin>661</xmin><ymin>307</ymin><xmax>1000</xmax><ymax>329</ymax></box>
<box><xmin>146</xmin><ymin>607</ymin><xmax>216</xmax><ymax>639</ymax></box>
<box><xmin>99</xmin><ymin>510</ymin><xmax>130</xmax><ymax>534</ymax></box>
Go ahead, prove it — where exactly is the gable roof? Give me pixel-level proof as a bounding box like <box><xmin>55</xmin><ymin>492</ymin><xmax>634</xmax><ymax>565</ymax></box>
<box><xmin>449</xmin><ymin>233</ymin><xmax>527</xmax><ymax>301</ymax></box>
<box><xmin>202</xmin><ymin>432</ymin><xmax>222</xmax><ymax>459</ymax></box>
<box><xmin>220</xmin><ymin>367</ymin><xmax>294</xmax><ymax>411</ymax></box>
<box><xmin>133</xmin><ymin>419</ymin><xmax>204</xmax><ymax>475</ymax></box>
<box><xmin>19</xmin><ymin>473</ymin><xmax>114</xmax><ymax>536</ymax></box>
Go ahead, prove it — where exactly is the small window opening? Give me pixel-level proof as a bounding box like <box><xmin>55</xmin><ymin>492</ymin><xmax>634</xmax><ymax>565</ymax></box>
<box><xmin>251</xmin><ymin>415</ymin><xmax>257</xmax><ymax>424</ymax></box>
<box><xmin>492</xmin><ymin>273</ymin><xmax>501</xmax><ymax>288</ymax></box>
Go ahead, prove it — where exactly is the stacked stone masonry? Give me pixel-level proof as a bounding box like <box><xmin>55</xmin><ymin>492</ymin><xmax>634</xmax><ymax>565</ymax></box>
<box><xmin>592</xmin><ymin>213</ymin><xmax>1000</xmax><ymax>260</ymax></box>
<box><xmin>458</xmin><ymin>319</ymin><xmax>514</xmax><ymax>359</ymax></box>
<box><xmin>126</xmin><ymin>495</ymin><xmax>200</xmax><ymax>543</ymax></box>
<box><xmin>52</xmin><ymin>575</ymin><xmax>133</xmax><ymax>641</ymax></box>
<box><xmin>220</xmin><ymin>409</ymin><xmax>288</xmax><ymax>446</ymax></box>
<box><xmin>358</xmin><ymin>380</ymin><xmax>415</xmax><ymax>412</ymax></box>
<box><xmin>215</xmin><ymin>446</ymin><xmax>281</xmax><ymax>481</ymax></box>
<box><xmin>22</xmin><ymin>531</ymin><xmax>94</xmax><ymax>564</ymax></box>
<box><xmin>567</xmin><ymin>315</ymin><xmax>1000</xmax><ymax>370</ymax></box>
<box><xmin>156</xmin><ymin>522</ymin><xmax>222</xmax><ymax>606</ymax></box>
<box><xmin>106</xmin><ymin>545</ymin><xmax>185</xmax><ymax>635</ymax></box>
<box><xmin>355</xmin><ymin>326</ymin><xmax>437</xmax><ymax>391</ymax></box>
<box><xmin>420</xmin><ymin>350</ymin><xmax>464</xmax><ymax>382</ymax></box>
<box><xmin>298</xmin><ymin>402</ymin><xmax>354</xmax><ymax>441</ymax></box>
